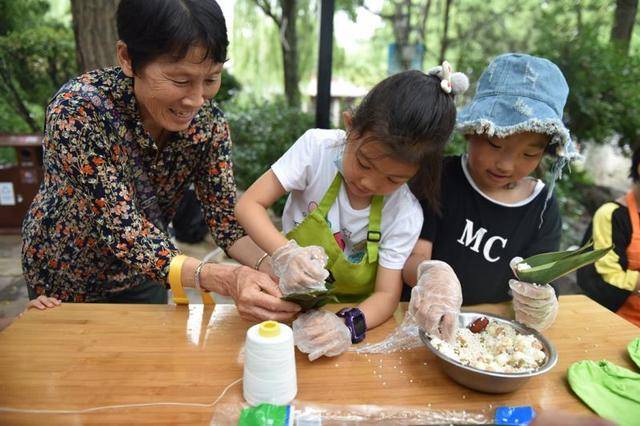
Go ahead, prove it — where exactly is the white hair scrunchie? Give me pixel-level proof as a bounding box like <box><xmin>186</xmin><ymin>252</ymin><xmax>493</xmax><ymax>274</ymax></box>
<box><xmin>427</xmin><ymin>60</ymin><xmax>469</xmax><ymax>95</ymax></box>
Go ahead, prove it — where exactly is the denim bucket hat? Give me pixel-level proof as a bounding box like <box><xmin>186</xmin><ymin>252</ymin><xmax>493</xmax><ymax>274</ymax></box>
<box><xmin>457</xmin><ymin>53</ymin><xmax>579</xmax><ymax>179</ymax></box>
<box><xmin>458</xmin><ymin>53</ymin><xmax>580</xmax><ymax>226</ymax></box>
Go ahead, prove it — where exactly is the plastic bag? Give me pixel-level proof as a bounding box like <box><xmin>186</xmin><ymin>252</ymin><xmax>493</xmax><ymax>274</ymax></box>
<box><xmin>213</xmin><ymin>401</ymin><xmax>490</xmax><ymax>425</ymax></box>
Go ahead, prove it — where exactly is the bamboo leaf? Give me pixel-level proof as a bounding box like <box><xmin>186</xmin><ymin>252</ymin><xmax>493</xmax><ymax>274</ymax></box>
<box><xmin>515</xmin><ymin>243</ymin><xmax>612</xmax><ymax>285</ymax></box>
<box><xmin>518</xmin><ymin>240</ymin><xmax>595</xmax><ymax>267</ymax></box>
<box><xmin>281</xmin><ymin>282</ymin><xmax>339</xmax><ymax>311</ymax></box>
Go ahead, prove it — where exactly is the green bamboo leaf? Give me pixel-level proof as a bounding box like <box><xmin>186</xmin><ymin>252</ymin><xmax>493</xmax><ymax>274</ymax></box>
<box><xmin>281</xmin><ymin>282</ymin><xmax>339</xmax><ymax>311</ymax></box>
<box><xmin>519</xmin><ymin>240</ymin><xmax>595</xmax><ymax>267</ymax></box>
<box><xmin>515</xmin><ymin>244</ymin><xmax>612</xmax><ymax>285</ymax></box>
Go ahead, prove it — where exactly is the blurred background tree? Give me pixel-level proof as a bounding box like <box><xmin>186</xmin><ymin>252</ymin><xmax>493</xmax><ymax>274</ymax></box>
<box><xmin>70</xmin><ymin>0</ymin><xmax>120</xmax><ymax>72</ymax></box>
<box><xmin>0</xmin><ymin>0</ymin><xmax>76</xmax><ymax>133</ymax></box>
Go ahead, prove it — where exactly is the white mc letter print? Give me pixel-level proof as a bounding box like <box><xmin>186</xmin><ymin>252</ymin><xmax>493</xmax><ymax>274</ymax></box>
<box><xmin>457</xmin><ymin>219</ymin><xmax>507</xmax><ymax>262</ymax></box>
<box><xmin>456</xmin><ymin>219</ymin><xmax>487</xmax><ymax>253</ymax></box>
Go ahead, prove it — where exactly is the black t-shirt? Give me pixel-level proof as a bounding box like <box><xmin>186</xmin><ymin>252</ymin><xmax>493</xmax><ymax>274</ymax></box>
<box><xmin>418</xmin><ymin>155</ymin><xmax>562</xmax><ymax>305</ymax></box>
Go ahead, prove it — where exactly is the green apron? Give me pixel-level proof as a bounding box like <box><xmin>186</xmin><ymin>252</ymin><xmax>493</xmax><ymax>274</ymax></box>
<box><xmin>287</xmin><ymin>173</ymin><xmax>382</xmax><ymax>303</ymax></box>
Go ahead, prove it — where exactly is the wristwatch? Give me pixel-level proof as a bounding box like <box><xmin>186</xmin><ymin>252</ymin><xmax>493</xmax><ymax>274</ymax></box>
<box><xmin>336</xmin><ymin>307</ymin><xmax>367</xmax><ymax>343</ymax></box>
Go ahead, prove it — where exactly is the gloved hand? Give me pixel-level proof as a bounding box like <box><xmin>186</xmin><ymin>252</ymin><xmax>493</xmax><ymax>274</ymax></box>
<box><xmin>271</xmin><ymin>240</ymin><xmax>330</xmax><ymax>296</ymax></box>
<box><xmin>408</xmin><ymin>260</ymin><xmax>462</xmax><ymax>343</ymax></box>
<box><xmin>509</xmin><ymin>257</ymin><xmax>558</xmax><ymax>331</ymax></box>
<box><xmin>292</xmin><ymin>310</ymin><xmax>351</xmax><ymax>361</ymax></box>
<box><xmin>509</xmin><ymin>279</ymin><xmax>558</xmax><ymax>330</ymax></box>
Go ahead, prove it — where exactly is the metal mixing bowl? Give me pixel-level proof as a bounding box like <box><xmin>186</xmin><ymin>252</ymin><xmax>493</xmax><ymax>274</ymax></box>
<box><xmin>419</xmin><ymin>311</ymin><xmax>558</xmax><ymax>393</ymax></box>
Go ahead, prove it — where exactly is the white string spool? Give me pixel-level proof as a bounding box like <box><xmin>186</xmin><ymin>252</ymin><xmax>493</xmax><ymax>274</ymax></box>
<box><xmin>243</xmin><ymin>321</ymin><xmax>297</xmax><ymax>406</ymax></box>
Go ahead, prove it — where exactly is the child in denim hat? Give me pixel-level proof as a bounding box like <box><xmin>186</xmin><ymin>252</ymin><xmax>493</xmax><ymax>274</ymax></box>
<box><xmin>403</xmin><ymin>53</ymin><xmax>580</xmax><ymax>340</ymax></box>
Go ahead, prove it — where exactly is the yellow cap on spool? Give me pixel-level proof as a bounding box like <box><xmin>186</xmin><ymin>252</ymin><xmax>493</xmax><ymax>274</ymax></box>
<box><xmin>258</xmin><ymin>321</ymin><xmax>281</xmax><ymax>337</ymax></box>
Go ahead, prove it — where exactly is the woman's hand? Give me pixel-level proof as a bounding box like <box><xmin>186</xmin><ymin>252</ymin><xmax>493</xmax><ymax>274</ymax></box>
<box><xmin>408</xmin><ymin>260</ymin><xmax>462</xmax><ymax>343</ymax></box>
<box><xmin>27</xmin><ymin>295</ymin><xmax>62</xmax><ymax>311</ymax></box>
<box><xmin>221</xmin><ymin>265</ymin><xmax>301</xmax><ymax>322</ymax></box>
<box><xmin>292</xmin><ymin>310</ymin><xmax>351</xmax><ymax>361</ymax></box>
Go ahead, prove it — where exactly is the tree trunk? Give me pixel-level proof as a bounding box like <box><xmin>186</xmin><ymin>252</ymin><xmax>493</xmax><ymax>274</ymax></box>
<box><xmin>417</xmin><ymin>0</ymin><xmax>433</xmax><ymax>46</ymax></box>
<box><xmin>281</xmin><ymin>0</ymin><xmax>301</xmax><ymax>108</ymax></box>
<box><xmin>71</xmin><ymin>0</ymin><xmax>120</xmax><ymax>72</ymax></box>
<box><xmin>253</xmin><ymin>0</ymin><xmax>301</xmax><ymax>108</ymax></box>
<box><xmin>611</xmin><ymin>0</ymin><xmax>638</xmax><ymax>54</ymax></box>
<box><xmin>393</xmin><ymin>0</ymin><xmax>413</xmax><ymax>71</ymax></box>
<box><xmin>439</xmin><ymin>0</ymin><xmax>453</xmax><ymax>64</ymax></box>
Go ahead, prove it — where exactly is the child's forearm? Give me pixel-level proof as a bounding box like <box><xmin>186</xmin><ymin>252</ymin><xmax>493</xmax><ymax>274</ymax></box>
<box><xmin>403</xmin><ymin>253</ymin><xmax>426</xmax><ymax>286</ymax></box>
<box><xmin>236</xmin><ymin>196</ymin><xmax>288</xmax><ymax>255</ymax></box>
<box><xmin>357</xmin><ymin>290</ymin><xmax>400</xmax><ymax>329</ymax></box>
<box><xmin>402</xmin><ymin>239</ymin><xmax>433</xmax><ymax>286</ymax></box>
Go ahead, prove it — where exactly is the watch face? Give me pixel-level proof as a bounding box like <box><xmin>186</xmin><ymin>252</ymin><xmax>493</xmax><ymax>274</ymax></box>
<box><xmin>353</xmin><ymin>316</ymin><xmax>366</xmax><ymax>336</ymax></box>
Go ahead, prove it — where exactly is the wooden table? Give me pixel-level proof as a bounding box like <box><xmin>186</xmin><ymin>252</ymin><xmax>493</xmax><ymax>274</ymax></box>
<box><xmin>0</xmin><ymin>295</ymin><xmax>638</xmax><ymax>425</ymax></box>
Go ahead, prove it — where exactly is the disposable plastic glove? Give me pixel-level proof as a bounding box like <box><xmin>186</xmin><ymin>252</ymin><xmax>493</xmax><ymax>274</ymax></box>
<box><xmin>509</xmin><ymin>279</ymin><xmax>558</xmax><ymax>331</ymax></box>
<box><xmin>408</xmin><ymin>260</ymin><xmax>462</xmax><ymax>343</ymax></box>
<box><xmin>292</xmin><ymin>310</ymin><xmax>351</xmax><ymax>361</ymax></box>
<box><xmin>271</xmin><ymin>240</ymin><xmax>330</xmax><ymax>296</ymax></box>
<box><xmin>509</xmin><ymin>257</ymin><xmax>559</xmax><ymax>331</ymax></box>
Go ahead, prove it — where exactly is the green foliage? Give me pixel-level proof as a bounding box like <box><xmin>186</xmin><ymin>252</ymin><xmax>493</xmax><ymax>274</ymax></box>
<box><xmin>555</xmin><ymin>167</ymin><xmax>594</xmax><ymax>249</ymax></box>
<box><xmin>449</xmin><ymin>1</ymin><xmax>537</xmax><ymax>77</ymax></box>
<box><xmin>226</xmin><ymin>99</ymin><xmax>314</xmax><ymax>214</ymax></box>
<box><xmin>0</xmin><ymin>0</ymin><xmax>50</xmax><ymax>36</ymax></box>
<box><xmin>0</xmin><ymin>146</ymin><xmax>18</xmax><ymax>167</ymax></box>
<box><xmin>332</xmin><ymin>25</ymin><xmax>388</xmax><ymax>88</ymax></box>
<box><xmin>535</xmin><ymin>25</ymin><xmax>640</xmax><ymax>148</ymax></box>
<box><xmin>445</xmin><ymin>132</ymin><xmax>467</xmax><ymax>156</ymax></box>
<box><xmin>0</xmin><ymin>1</ymin><xmax>76</xmax><ymax>134</ymax></box>
<box><xmin>0</xmin><ymin>98</ymin><xmax>31</xmax><ymax>133</ymax></box>
<box><xmin>231</xmin><ymin>1</ymin><xmax>318</xmax><ymax>100</ymax></box>
<box><xmin>335</xmin><ymin>0</ymin><xmax>363</xmax><ymax>20</ymax></box>
<box><xmin>217</xmin><ymin>70</ymin><xmax>242</xmax><ymax>104</ymax></box>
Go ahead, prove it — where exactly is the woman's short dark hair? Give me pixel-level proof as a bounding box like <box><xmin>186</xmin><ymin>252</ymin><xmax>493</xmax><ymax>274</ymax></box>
<box><xmin>117</xmin><ymin>0</ymin><xmax>228</xmax><ymax>74</ymax></box>
<box><xmin>349</xmin><ymin>70</ymin><xmax>457</xmax><ymax>212</ymax></box>
<box><xmin>630</xmin><ymin>145</ymin><xmax>640</xmax><ymax>183</ymax></box>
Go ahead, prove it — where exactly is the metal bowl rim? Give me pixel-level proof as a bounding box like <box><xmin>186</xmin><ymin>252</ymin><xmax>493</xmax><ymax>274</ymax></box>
<box><xmin>419</xmin><ymin>311</ymin><xmax>558</xmax><ymax>378</ymax></box>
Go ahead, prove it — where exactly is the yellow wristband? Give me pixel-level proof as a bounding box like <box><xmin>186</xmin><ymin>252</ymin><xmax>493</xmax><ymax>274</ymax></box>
<box><xmin>168</xmin><ymin>254</ymin><xmax>189</xmax><ymax>305</ymax></box>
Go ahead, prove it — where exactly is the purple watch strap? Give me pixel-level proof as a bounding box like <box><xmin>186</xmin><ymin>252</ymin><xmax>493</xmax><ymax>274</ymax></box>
<box><xmin>337</xmin><ymin>307</ymin><xmax>366</xmax><ymax>343</ymax></box>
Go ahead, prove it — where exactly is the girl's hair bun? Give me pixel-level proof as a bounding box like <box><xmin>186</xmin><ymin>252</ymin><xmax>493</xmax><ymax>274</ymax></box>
<box><xmin>427</xmin><ymin>60</ymin><xmax>469</xmax><ymax>95</ymax></box>
<box><xmin>450</xmin><ymin>72</ymin><xmax>469</xmax><ymax>95</ymax></box>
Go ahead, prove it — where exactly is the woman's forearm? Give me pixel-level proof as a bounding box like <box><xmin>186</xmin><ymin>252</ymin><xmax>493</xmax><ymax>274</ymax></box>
<box><xmin>179</xmin><ymin>256</ymin><xmax>238</xmax><ymax>295</ymax></box>
<box><xmin>175</xmin><ymin>234</ymin><xmax>279</xmax><ymax>297</ymax></box>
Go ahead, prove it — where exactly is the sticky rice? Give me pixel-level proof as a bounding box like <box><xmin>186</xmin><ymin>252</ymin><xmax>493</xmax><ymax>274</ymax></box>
<box><xmin>430</xmin><ymin>320</ymin><xmax>546</xmax><ymax>373</ymax></box>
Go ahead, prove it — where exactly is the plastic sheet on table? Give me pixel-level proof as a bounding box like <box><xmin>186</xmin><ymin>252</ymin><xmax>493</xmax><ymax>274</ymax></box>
<box><xmin>211</xmin><ymin>400</ymin><xmax>491</xmax><ymax>425</ymax></box>
<box><xmin>350</xmin><ymin>313</ymin><xmax>422</xmax><ymax>355</ymax></box>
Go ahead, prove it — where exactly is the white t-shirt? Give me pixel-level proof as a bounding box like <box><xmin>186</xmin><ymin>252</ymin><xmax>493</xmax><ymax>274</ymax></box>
<box><xmin>271</xmin><ymin>129</ymin><xmax>423</xmax><ymax>270</ymax></box>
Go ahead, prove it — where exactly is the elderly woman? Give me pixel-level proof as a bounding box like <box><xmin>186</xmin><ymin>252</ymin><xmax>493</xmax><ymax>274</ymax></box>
<box><xmin>21</xmin><ymin>0</ymin><xmax>299</xmax><ymax>322</ymax></box>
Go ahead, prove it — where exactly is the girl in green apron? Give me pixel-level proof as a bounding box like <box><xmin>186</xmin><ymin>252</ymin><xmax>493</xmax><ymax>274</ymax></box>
<box><xmin>236</xmin><ymin>64</ymin><xmax>468</xmax><ymax>360</ymax></box>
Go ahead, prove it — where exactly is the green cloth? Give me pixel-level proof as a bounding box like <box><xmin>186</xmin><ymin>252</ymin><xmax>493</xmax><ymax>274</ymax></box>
<box><xmin>629</xmin><ymin>338</ymin><xmax>640</xmax><ymax>369</ymax></box>
<box><xmin>568</xmin><ymin>337</ymin><xmax>640</xmax><ymax>426</ymax></box>
<box><xmin>287</xmin><ymin>173</ymin><xmax>383</xmax><ymax>303</ymax></box>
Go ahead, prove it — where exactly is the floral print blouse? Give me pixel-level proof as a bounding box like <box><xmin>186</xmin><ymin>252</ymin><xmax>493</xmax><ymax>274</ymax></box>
<box><xmin>22</xmin><ymin>67</ymin><xmax>245</xmax><ymax>302</ymax></box>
